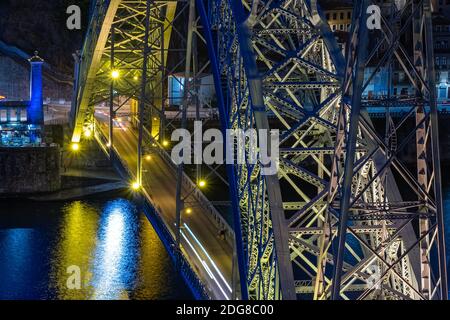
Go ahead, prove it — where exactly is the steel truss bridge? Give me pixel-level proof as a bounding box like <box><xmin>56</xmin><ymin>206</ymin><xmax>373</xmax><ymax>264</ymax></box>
<box><xmin>70</xmin><ymin>0</ymin><xmax>448</xmax><ymax>300</ymax></box>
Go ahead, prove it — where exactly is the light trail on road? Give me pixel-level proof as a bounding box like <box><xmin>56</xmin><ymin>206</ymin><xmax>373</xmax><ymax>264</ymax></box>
<box><xmin>181</xmin><ymin>228</ymin><xmax>230</xmax><ymax>300</ymax></box>
<box><xmin>184</xmin><ymin>223</ymin><xmax>232</xmax><ymax>294</ymax></box>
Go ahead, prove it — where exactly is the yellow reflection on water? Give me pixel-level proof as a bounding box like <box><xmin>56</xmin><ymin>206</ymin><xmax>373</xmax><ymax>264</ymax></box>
<box><xmin>50</xmin><ymin>201</ymin><xmax>99</xmax><ymax>299</ymax></box>
<box><xmin>91</xmin><ymin>207</ymin><xmax>128</xmax><ymax>300</ymax></box>
<box><xmin>0</xmin><ymin>197</ymin><xmax>190</xmax><ymax>300</ymax></box>
<box><xmin>45</xmin><ymin>199</ymin><xmax>187</xmax><ymax>300</ymax></box>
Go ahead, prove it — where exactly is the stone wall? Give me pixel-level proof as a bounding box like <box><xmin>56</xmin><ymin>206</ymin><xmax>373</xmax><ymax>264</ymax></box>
<box><xmin>0</xmin><ymin>146</ymin><xmax>61</xmax><ymax>194</ymax></box>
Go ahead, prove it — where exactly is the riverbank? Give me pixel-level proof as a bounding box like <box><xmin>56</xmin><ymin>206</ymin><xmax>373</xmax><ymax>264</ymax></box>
<box><xmin>0</xmin><ymin>168</ymin><xmax>126</xmax><ymax>201</ymax></box>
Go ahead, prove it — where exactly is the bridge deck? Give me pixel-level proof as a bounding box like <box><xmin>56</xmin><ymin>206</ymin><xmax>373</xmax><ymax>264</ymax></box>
<box><xmin>95</xmin><ymin>116</ymin><xmax>233</xmax><ymax>300</ymax></box>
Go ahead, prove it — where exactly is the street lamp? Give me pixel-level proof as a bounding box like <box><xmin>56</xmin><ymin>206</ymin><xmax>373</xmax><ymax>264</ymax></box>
<box><xmin>111</xmin><ymin>70</ymin><xmax>120</xmax><ymax>79</ymax></box>
<box><xmin>71</xmin><ymin>143</ymin><xmax>80</xmax><ymax>152</ymax></box>
<box><xmin>198</xmin><ymin>180</ymin><xmax>206</xmax><ymax>188</ymax></box>
<box><xmin>131</xmin><ymin>181</ymin><xmax>140</xmax><ymax>191</ymax></box>
<box><xmin>84</xmin><ymin>129</ymin><xmax>92</xmax><ymax>138</ymax></box>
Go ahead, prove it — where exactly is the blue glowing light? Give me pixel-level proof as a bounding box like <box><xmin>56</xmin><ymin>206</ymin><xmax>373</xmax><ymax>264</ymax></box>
<box><xmin>27</xmin><ymin>60</ymin><xmax>44</xmax><ymax>125</ymax></box>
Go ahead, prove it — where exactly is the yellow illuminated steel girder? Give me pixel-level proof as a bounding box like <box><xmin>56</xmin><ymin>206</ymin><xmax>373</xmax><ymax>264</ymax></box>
<box><xmin>71</xmin><ymin>0</ymin><xmax>177</xmax><ymax>143</ymax></box>
<box><xmin>72</xmin><ymin>0</ymin><xmax>121</xmax><ymax>143</ymax></box>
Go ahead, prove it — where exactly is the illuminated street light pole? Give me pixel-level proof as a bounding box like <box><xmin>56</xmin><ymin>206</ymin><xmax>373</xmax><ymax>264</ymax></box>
<box><xmin>109</xmin><ymin>26</ymin><xmax>115</xmax><ymax>158</ymax></box>
<box><xmin>176</xmin><ymin>0</ymin><xmax>196</xmax><ymax>258</ymax></box>
<box><xmin>160</xmin><ymin>22</ymin><xmax>166</xmax><ymax>145</ymax></box>
<box><xmin>137</xmin><ymin>0</ymin><xmax>151</xmax><ymax>188</ymax></box>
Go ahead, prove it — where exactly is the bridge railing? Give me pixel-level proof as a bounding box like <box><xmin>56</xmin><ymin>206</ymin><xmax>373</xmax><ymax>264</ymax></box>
<box><xmin>140</xmin><ymin>198</ymin><xmax>211</xmax><ymax>300</ymax></box>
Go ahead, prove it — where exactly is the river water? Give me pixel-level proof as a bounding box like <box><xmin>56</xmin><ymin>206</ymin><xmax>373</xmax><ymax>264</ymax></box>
<box><xmin>0</xmin><ymin>194</ymin><xmax>192</xmax><ymax>300</ymax></box>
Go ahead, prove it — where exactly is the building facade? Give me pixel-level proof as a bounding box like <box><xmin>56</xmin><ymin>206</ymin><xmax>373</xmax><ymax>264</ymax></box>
<box><xmin>322</xmin><ymin>0</ymin><xmax>353</xmax><ymax>33</ymax></box>
<box><xmin>320</xmin><ymin>0</ymin><xmax>450</xmax><ymax>104</ymax></box>
<box><xmin>434</xmin><ymin>15</ymin><xmax>450</xmax><ymax>102</ymax></box>
<box><xmin>0</xmin><ymin>52</ymin><xmax>44</xmax><ymax>147</ymax></box>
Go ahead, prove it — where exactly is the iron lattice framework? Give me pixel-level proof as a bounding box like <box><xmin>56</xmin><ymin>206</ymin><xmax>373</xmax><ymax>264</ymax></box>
<box><xmin>70</xmin><ymin>0</ymin><xmax>196</xmax><ymax>189</ymax></box>
<box><xmin>71</xmin><ymin>0</ymin><xmax>180</xmax><ymax>145</ymax></box>
<box><xmin>329</xmin><ymin>0</ymin><xmax>447</xmax><ymax>300</ymax></box>
<box><xmin>70</xmin><ymin>0</ymin><xmax>448</xmax><ymax>300</ymax></box>
<box><xmin>204</xmin><ymin>0</ymin><xmax>344</xmax><ymax>299</ymax></box>
<box><xmin>202</xmin><ymin>0</ymin><xmax>448</xmax><ymax>300</ymax></box>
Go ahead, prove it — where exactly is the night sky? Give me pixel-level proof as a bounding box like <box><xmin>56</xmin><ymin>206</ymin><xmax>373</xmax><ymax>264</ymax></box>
<box><xmin>0</xmin><ymin>0</ymin><xmax>90</xmax><ymax>74</ymax></box>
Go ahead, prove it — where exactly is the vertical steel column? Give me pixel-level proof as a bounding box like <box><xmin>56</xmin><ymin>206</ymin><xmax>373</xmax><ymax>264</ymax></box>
<box><xmin>331</xmin><ymin>0</ymin><xmax>370</xmax><ymax>300</ymax></box>
<box><xmin>229</xmin><ymin>0</ymin><xmax>296</xmax><ymax>300</ymax></box>
<box><xmin>423</xmin><ymin>0</ymin><xmax>448</xmax><ymax>299</ymax></box>
<box><xmin>412</xmin><ymin>0</ymin><xmax>431</xmax><ymax>298</ymax></box>
<box><xmin>137</xmin><ymin>0</ymin><xmax>151</xmax><ymax>186</ymax></box>
<box><xmin>196</xmin><ymin>0</ymin><xmax>249</xmax><ymax>299</ymax></box>
<box><xmin>160</xmin><ymin>22</ymin><xmax>166</xmax><ymax>144</ymax></box>
<box><xmin>193</xmin><ymin>23</ymin><xmax>202</xmax><ymax>184</ymax></box>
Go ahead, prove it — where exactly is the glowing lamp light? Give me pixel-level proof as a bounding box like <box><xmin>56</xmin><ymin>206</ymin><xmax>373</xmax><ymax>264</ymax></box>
<box><xmin>186</xmin><ymin>208</ymin><xmax>193</xmax><ymax>214</ymax></box>
<box><xmin>71</xmin><ymin>143</ymin><xmax>80</xmax><ymax>152</ymax></box>
<box><xmin>162</xmin><ymin>140</ymin><xmax>169</xmax><ymax>147</ymax></box>
<box><xmin>133</xmin><ymin>75</ymin><xmax>139</xmax><ymax>81</ymax></box>
<box><xmin>145</xmin><ymin>155</ymin><xmax>152</xmax><ymax>161</ymax></box>
<box><xmin>198</xmin><ymin>180</ymin><xmax>206</xmax><ymax>188</ymax></box>
<box><xmin>84</xmin><ymin>129</ymin><xmax>92</xmax><ymax>138</ymax></box>
<box><xmin>131</xmin><ymin>182</ymin><xmax>141</xmax><ymax>191</ymax></box>
<box><xmin>111</xmin><ymin>70</ymin><xmax>120</xmax><ymax>79</ymax></box>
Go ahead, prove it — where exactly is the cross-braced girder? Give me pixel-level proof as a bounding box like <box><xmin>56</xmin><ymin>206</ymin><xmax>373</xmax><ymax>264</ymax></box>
<box><xmin>329</xmin><ymin>0</ymin><xmax>447</xmax><ymax>300</ymax></box>
<box><xmin>203</xmin><ymin>0</ymin><xmax>347</xmax><ymax>300</ymax></box>
<box><xmin>71</xmin><ymin>0</ymin><xmax>180</xmax><ymax>143</ymax></box>
<box><xmin>203</xmin><ymin>0</ymin><xmax>447</xmax><ymax>300</ymax></box>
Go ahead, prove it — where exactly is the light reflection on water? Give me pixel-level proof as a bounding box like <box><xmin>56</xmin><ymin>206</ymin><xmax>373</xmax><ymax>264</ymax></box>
<box><xmin>0</xmin><ymin>196</ymin><xmax>191</xmax><ymax>300</ymax></box>
<box><xmin>90</xmin><ymin>200</ymin><xmax>138</xmax><ymax>299</ymax></box>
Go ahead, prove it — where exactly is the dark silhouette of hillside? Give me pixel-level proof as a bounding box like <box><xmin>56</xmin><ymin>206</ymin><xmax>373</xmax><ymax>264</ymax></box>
<box><xmin>0</xmin><ymin>0</ymin><xmax>90</xmax><ymax>75</ymax></box>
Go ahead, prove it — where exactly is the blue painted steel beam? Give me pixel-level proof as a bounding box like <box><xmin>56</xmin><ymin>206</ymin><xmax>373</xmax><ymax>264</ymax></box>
<box><xmin>330</xmin><ymin>0</ymin><xmax>370</xmax><ymax>300</ymax></box>
<box><xmin>196</xmin><ymin>0</ymin><xmax>249</xmax><ymax>300</ymax></box>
